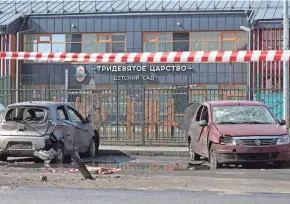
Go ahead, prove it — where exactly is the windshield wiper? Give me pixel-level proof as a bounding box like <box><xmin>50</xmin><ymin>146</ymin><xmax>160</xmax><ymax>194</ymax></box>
<box><xmin>243</xmin><ymin>121</ymin><xmax>272</xmax><ymax>124</ymax></box>
<box><xmin>216</xmin><ymin>121</ymin><xmax>241</xmax><ymax>124</ymax></box>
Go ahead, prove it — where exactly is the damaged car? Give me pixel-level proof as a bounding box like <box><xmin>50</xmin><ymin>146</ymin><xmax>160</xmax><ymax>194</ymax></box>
<box><xmin>187</xmin><ymin>100</ymin><xmax>290</xmax><ymax>169</ymax></box>
<box><xmin>0</xmin><ymin>102</ymin><xmax>100</xmax><ymax>163</ymax></box>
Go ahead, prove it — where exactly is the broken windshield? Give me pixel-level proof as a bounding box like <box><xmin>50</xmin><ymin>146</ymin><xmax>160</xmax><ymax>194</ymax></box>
<box><xmin>212</xmin><ymin>105</ymin><xmax>276</xmax><ymax>124</ymax></box>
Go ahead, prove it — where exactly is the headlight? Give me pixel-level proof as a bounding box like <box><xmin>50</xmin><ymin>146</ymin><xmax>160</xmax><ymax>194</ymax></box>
<box><xmin>277</xmin><ymin>135</ymin><xmax>290</xmax><ymax>145</ymax></box>
<box><xmin>219</xmin><ymin>136</ymin><xmax>237</xmax><ymax>146</ymax></box>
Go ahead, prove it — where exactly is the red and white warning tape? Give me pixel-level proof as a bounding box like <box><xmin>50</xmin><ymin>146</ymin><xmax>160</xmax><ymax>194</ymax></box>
<box><xmin>0</xmin><ymin>50</ymin><xmax>290</xmax><ymax>63</ymax></box>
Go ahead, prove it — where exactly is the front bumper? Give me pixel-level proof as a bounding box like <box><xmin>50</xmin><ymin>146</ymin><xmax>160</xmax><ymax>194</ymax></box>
<box><xmin>0</xmin><ymin>136</ymin><xmax>49</xmax><ymax>156</ymax></box>
<box><xmin>215</xmin><ymin>144</ymin><xmax>290</xmax><ymax>163</ymax></box>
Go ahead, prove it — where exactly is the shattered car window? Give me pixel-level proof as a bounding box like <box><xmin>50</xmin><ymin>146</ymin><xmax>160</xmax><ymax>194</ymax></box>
<box><xmin>5</xmin><ymin>107</ymin><xmax>47</xmax><ymax>123</ymax></box>
<box><xmin>212</xmin><ymin>105</ymin><xmax>276</xmax><ymax>124</ymax></box>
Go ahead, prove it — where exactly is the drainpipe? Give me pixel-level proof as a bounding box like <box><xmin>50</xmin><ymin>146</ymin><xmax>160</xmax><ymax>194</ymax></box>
<box><xmin>240</xmin><ymin>25</ymin><xmax>252</xmax><ymax>100</ymax></box>
<box><xmin>0</xmin><ymin>34</ymin><xmax>3</xmax><ymax>79</ymax></box>
<box><xmin>15</xmin><ymin>28</ymin><xmax>35</xmax><ymax>103</ymax></box>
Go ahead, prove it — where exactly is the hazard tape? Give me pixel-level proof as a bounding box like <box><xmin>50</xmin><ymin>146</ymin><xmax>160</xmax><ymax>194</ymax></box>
<box><xmin>0</xmin><ymin>50</ymin><xmax>289</xmax><ymax>63</ymax></box>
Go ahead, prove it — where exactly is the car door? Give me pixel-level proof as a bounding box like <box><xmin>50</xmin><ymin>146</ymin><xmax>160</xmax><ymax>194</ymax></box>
<box><xmin>188</xmin><ymin>105</ymin><xmax>204</xmax><ymax>154</ymax></box>
<box><xmin>56</xmin><ymin>106</ymin><xmax>75</xmax><ymax>154</ymax></box>
<box><xmin>66</xmin><ymin>105</ymin><xmax>90</xmax><ymax>153</ymax></box>
<box><xmin>199</xmin><ymin>105</ymin><xmax>210</xmax><ymax>156</ymax></box>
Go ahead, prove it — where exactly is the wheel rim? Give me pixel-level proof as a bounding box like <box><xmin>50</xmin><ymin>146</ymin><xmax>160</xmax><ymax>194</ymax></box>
<box><xmin>90</xmin><ymin>140</ymin><xmax>96</xmax><ymax>157</ymax></box>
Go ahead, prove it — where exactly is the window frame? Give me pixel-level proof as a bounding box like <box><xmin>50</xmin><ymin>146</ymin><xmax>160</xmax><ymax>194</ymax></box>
<box><xmin>23</xmin><ymin>33</ymin><xmax>127</xmax><ymax>64</ymax></box>
<box><xmin>143</xmin><ymin>31</ymin><xmax>248</xmax><ymax>52</ymax></box>
<box><xmin>56</xmin><ymin>105</ymin><xmax>70</xmax><ymax>121</ymax></box>
<box><xmin>66</xmin><ymin>106</ymin><xmax>84</xmax><ymax>123</ymax></box>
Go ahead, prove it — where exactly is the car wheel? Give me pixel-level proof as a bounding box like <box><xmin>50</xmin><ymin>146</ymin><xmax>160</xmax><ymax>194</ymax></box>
<box><xmin>0</xmin><ymin>154</ymin><xmax>7</xmax><ymax>161</ymax></box>
<box><xmin>209</xmin><ymin>147</ymin><xmax>222</xmax><ymax>170</ymax></box>
<box><xmin>189</xmin><ymin>140</ymin><xmax>200</xmax><ymax>161</ymax></box>
<box><xmin>51</xmin><ymin>143</ymin><xmax>64</xmax><ymax>164</ymax></box>
<box><xmin>94</xmin><ymin>131</ymin><xmax>100</xmax><ymax>153</ymax></box>
<box><xmin>85</xmin><ymin>138</ymin><xmax>96</xmax><ymax>158</ymax></box>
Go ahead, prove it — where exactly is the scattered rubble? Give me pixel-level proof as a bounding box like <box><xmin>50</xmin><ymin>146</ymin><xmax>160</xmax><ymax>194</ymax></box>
<box><xmin>41</xmin><ymin>175</ymin><xmax>48</xmax><ymax>182</ymax></box>
<box><xmin>33</xmin><ymin>149</ymin><xmax>57</xmax><ymax>163</ymax></box>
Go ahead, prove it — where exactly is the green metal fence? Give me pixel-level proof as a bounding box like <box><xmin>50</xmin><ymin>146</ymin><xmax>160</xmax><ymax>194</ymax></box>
<box><xmin>0</xmin><ymin>87</ymin><xmax>284</xmax><ymax>146</ymax></box>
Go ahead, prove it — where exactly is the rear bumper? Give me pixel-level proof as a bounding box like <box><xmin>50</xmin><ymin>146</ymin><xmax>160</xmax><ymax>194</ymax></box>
<box><xmin>215</xmin><ymin>144</ymin><xmax>290</xmax><ymax>163</ymax></box>
<box><xmin>0</xmin><ymin>136</ymin><xmax>49</xmax><ymax>156</ymax></box>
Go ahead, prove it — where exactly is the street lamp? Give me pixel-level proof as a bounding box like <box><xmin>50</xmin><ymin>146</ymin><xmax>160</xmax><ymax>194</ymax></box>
<box><xmin>240</xmin><ymin>25</ymin><xmax>252</xmax><ymax>100</ymax></box>
<box><xmin>16</xmin><ymin>28</ymin><xmax>35</xmax><ymax>103</ymax></box>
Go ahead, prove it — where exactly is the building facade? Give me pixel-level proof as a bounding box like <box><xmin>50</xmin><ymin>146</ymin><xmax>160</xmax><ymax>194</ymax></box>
<box><xmin>0</xmin><ymin>1</ymin><xmax>288</xmax><ymax>92</ymax></box>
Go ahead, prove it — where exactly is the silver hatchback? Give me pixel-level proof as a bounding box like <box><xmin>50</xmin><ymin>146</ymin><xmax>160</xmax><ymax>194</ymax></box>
<box><xmin>0</xmin><ymin>101</ymin><xmax>100</xmax><ymax>163</ymax></box>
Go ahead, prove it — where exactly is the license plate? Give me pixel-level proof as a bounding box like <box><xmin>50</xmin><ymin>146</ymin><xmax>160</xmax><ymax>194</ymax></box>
<box><xmin>9</xmin><ymin>143</ymin><xmax>32</xmax><ymax>150</ymax></box>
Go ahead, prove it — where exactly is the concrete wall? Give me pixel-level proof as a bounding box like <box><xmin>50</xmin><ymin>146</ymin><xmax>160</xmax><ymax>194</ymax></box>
<box><xmin>21</xmin><ymin>12</ymin><xmax>249</xmax><ymax>88</ymax></box>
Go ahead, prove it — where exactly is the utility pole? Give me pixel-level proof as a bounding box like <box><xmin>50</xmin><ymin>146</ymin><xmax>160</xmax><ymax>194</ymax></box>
<box><xmin>283</xmin><ymin>0</ymin><xmax>289</xmax><ymax>129</ymax></box>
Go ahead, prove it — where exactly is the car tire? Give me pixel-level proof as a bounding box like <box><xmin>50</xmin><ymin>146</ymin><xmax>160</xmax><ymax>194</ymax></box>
<box><xmin>209</xmin><ymin>146</ymin><xmax>222</xmax><ymax>170</ymax></box>
<box><xmin>85</xmin><ymin>138</ymin><xmax>96</xmax><ymax>158</ymax></box>
<box><xmin>94</xmin><ymin>131</ymin><xmax>100</xmax><ymax>153</ymax></box>
<box><xmin>51</xmin><ymin>143</ymin><xmax>64</xmax><ymax>164</ymax></box>
<box><xmin>0</xmin><ymin>154</ymin><xmax>7</xmax><ymax>161</ymax></box>
<box><xmin>189</xmin><ymin>140</ymin><xmax>200</xmax><ymax>161</ymax></box>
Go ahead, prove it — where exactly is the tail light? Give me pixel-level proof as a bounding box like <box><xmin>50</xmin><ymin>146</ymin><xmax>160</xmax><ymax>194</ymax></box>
<box><xmin>46</xmin><ymin>120</ymin><xmax>56</xmax><ymax>135</ymax></box>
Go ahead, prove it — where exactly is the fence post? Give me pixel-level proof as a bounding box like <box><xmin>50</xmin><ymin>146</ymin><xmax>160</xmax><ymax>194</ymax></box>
<box><xmin>155</xmin><ymin>99</ymin><xmax>159</xmax><ymax>139</ymax></box>
<box><xmin>150</xmin><ymin>98</ymin><xmax>154</xmax><ymax>138</ymax></box>
<box><xmin>171</xmin><ymin>98</ymin><xmax>175</xmax><ymax>137</ymax></box>
<box><xmin>141</xmin><ymin>87</ymin><xmax>146</xmax><ymax>146</ymax></box>
<box><xmin>82</xmin><ymin>99</ymin><xmax>86</xmax><ymax>118</ymax></box>
<box><xmin>103</xmin><ymin>101</ymin><xmax>107</xmax><ymax>136</ymax></box>
<box><xmin>126</xmin><ymin>97</ymin><xmax>131</xmax><ymax>138</ymax></box>
<box><xmin>132</xmin><ymin>98</ymin><xmax>136</xmax><ymax>138</ymax></box>
<box><xmin>75</xmin><ymin>96</ymin><xmax>80</xmax><ymax>111</ymax></box>
<box><xmin>144</xmin><ymin>99</ymin><xmax>149</xmax><ymax>139</ymax></box>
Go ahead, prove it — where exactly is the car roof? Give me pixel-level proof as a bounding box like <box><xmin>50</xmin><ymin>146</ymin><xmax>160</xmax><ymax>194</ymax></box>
<box><xmin>7</xmin><ymin>101</ymin><xmax>72</xmax><ymax>109</ymax></box>
<box><xmin>207</xmin><ymin>100</ymin><xmax>265</xmax><ymax>107</ymax></box>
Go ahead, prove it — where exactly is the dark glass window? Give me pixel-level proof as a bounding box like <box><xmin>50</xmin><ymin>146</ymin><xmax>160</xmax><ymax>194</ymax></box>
<box><xmin>66</xmin><ymin>34</ymin><xmax>82</xmax><ymax>43</ymax></box>
<box><xmin>173</xmin><ymin>33</ymin><xmax>189</xmax><ymax>41</ymax></box>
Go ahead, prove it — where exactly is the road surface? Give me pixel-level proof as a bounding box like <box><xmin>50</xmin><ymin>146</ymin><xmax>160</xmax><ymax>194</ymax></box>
<box><xmin>1</xmin><ymin>186</ymin><xmax>290</xmax><ymax>204</ymax></box>
<box><xmin>0</xmin><ymin>156</ymin><xmax>290</xmax><ymax>203</ymax></box>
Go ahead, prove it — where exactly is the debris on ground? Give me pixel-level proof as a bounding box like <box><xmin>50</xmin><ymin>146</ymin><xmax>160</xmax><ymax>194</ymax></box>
<box><xmin>33</xmin><ymin>149</ymin><xmax>57</xmax><ymax>163</ymax></box>
<box><xmin>44</xmin><ymin>165</ymin><xmax>121</xmax><ymax>175</ymax></box>
<box><xmin>71</xmin><ymin>152</ymin><xmax>95</xmax><ymax>180</ymax></box>
<box><xmin>41</xmin><ymin>175</ymin><xmax>48</xmax><ymax>182</ymax></box>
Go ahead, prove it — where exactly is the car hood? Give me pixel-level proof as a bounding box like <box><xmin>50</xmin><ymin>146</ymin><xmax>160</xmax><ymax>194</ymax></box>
<box><xmin>214</xmin><ymin>124</ymin><xmax>287</xmax><ymax>136</ymax></box>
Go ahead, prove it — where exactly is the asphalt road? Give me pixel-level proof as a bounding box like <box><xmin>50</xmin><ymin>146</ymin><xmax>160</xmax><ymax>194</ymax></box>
<box><xmin>1</xmin><ymin>155</ymin><xmax>290</xmax><ymax>203</ymax></box>
<box><xmin>1</xmin><ymin>186</ymin><xmax>290</xmax><ymax>204</ymax></box>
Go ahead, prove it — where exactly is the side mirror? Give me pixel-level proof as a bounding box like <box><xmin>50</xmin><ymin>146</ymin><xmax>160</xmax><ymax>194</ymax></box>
<box><xmin>84</xmin><ymin>115</ymin><xmax>91</xmax><ymax>123</ymax></box>
<box><xmin>199</xmin><ymin>120</ymin><xmax>208</xmax><ymax>127</ymax></box>
<box><xmin>278</xmin><ymin>119</ymin><xmax>286</xmax><ymax>126</ymax></box>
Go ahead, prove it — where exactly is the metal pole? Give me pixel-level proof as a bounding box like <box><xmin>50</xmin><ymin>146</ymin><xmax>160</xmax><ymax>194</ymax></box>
<box><xmin>15</xmin><ymin>28</ymin><xmax>35</xmax><ymax>103</ymax></box>
<box><xmin>283</xmin><ymin>0</ymin><xmax>289</xmax><ymax>129</ymax></box>
<box><xmin>65</xmin><ymin>69</ymin><xmax>68</xmax><ymax>102</ymax></box>
<box><xmin>247</xmin><ymin>29</ymin><xmax>252</xmax><ymax>100</ymax></box>
<box><xmin>16</xmin><ymin>32</ymin><xmax>19</xmax><ymax>103</ymax></box>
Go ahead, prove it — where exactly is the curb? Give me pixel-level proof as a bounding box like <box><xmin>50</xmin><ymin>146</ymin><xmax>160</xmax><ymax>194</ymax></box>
<box><xmin>98</xmin><ymin>147</ymin><xmax>189</xmax><ymax>157</ymax></box>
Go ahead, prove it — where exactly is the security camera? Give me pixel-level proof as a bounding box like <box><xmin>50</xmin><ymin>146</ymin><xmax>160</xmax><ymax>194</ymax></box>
<box><xmin>176</xmin><ymin>22</ymin><xmax>181</xmax><ymax>26</ymax></box>
<box><xmin>71</xmin><ymin>24</ymin><xmax>76</xmax><ymax>28</ymax></box>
